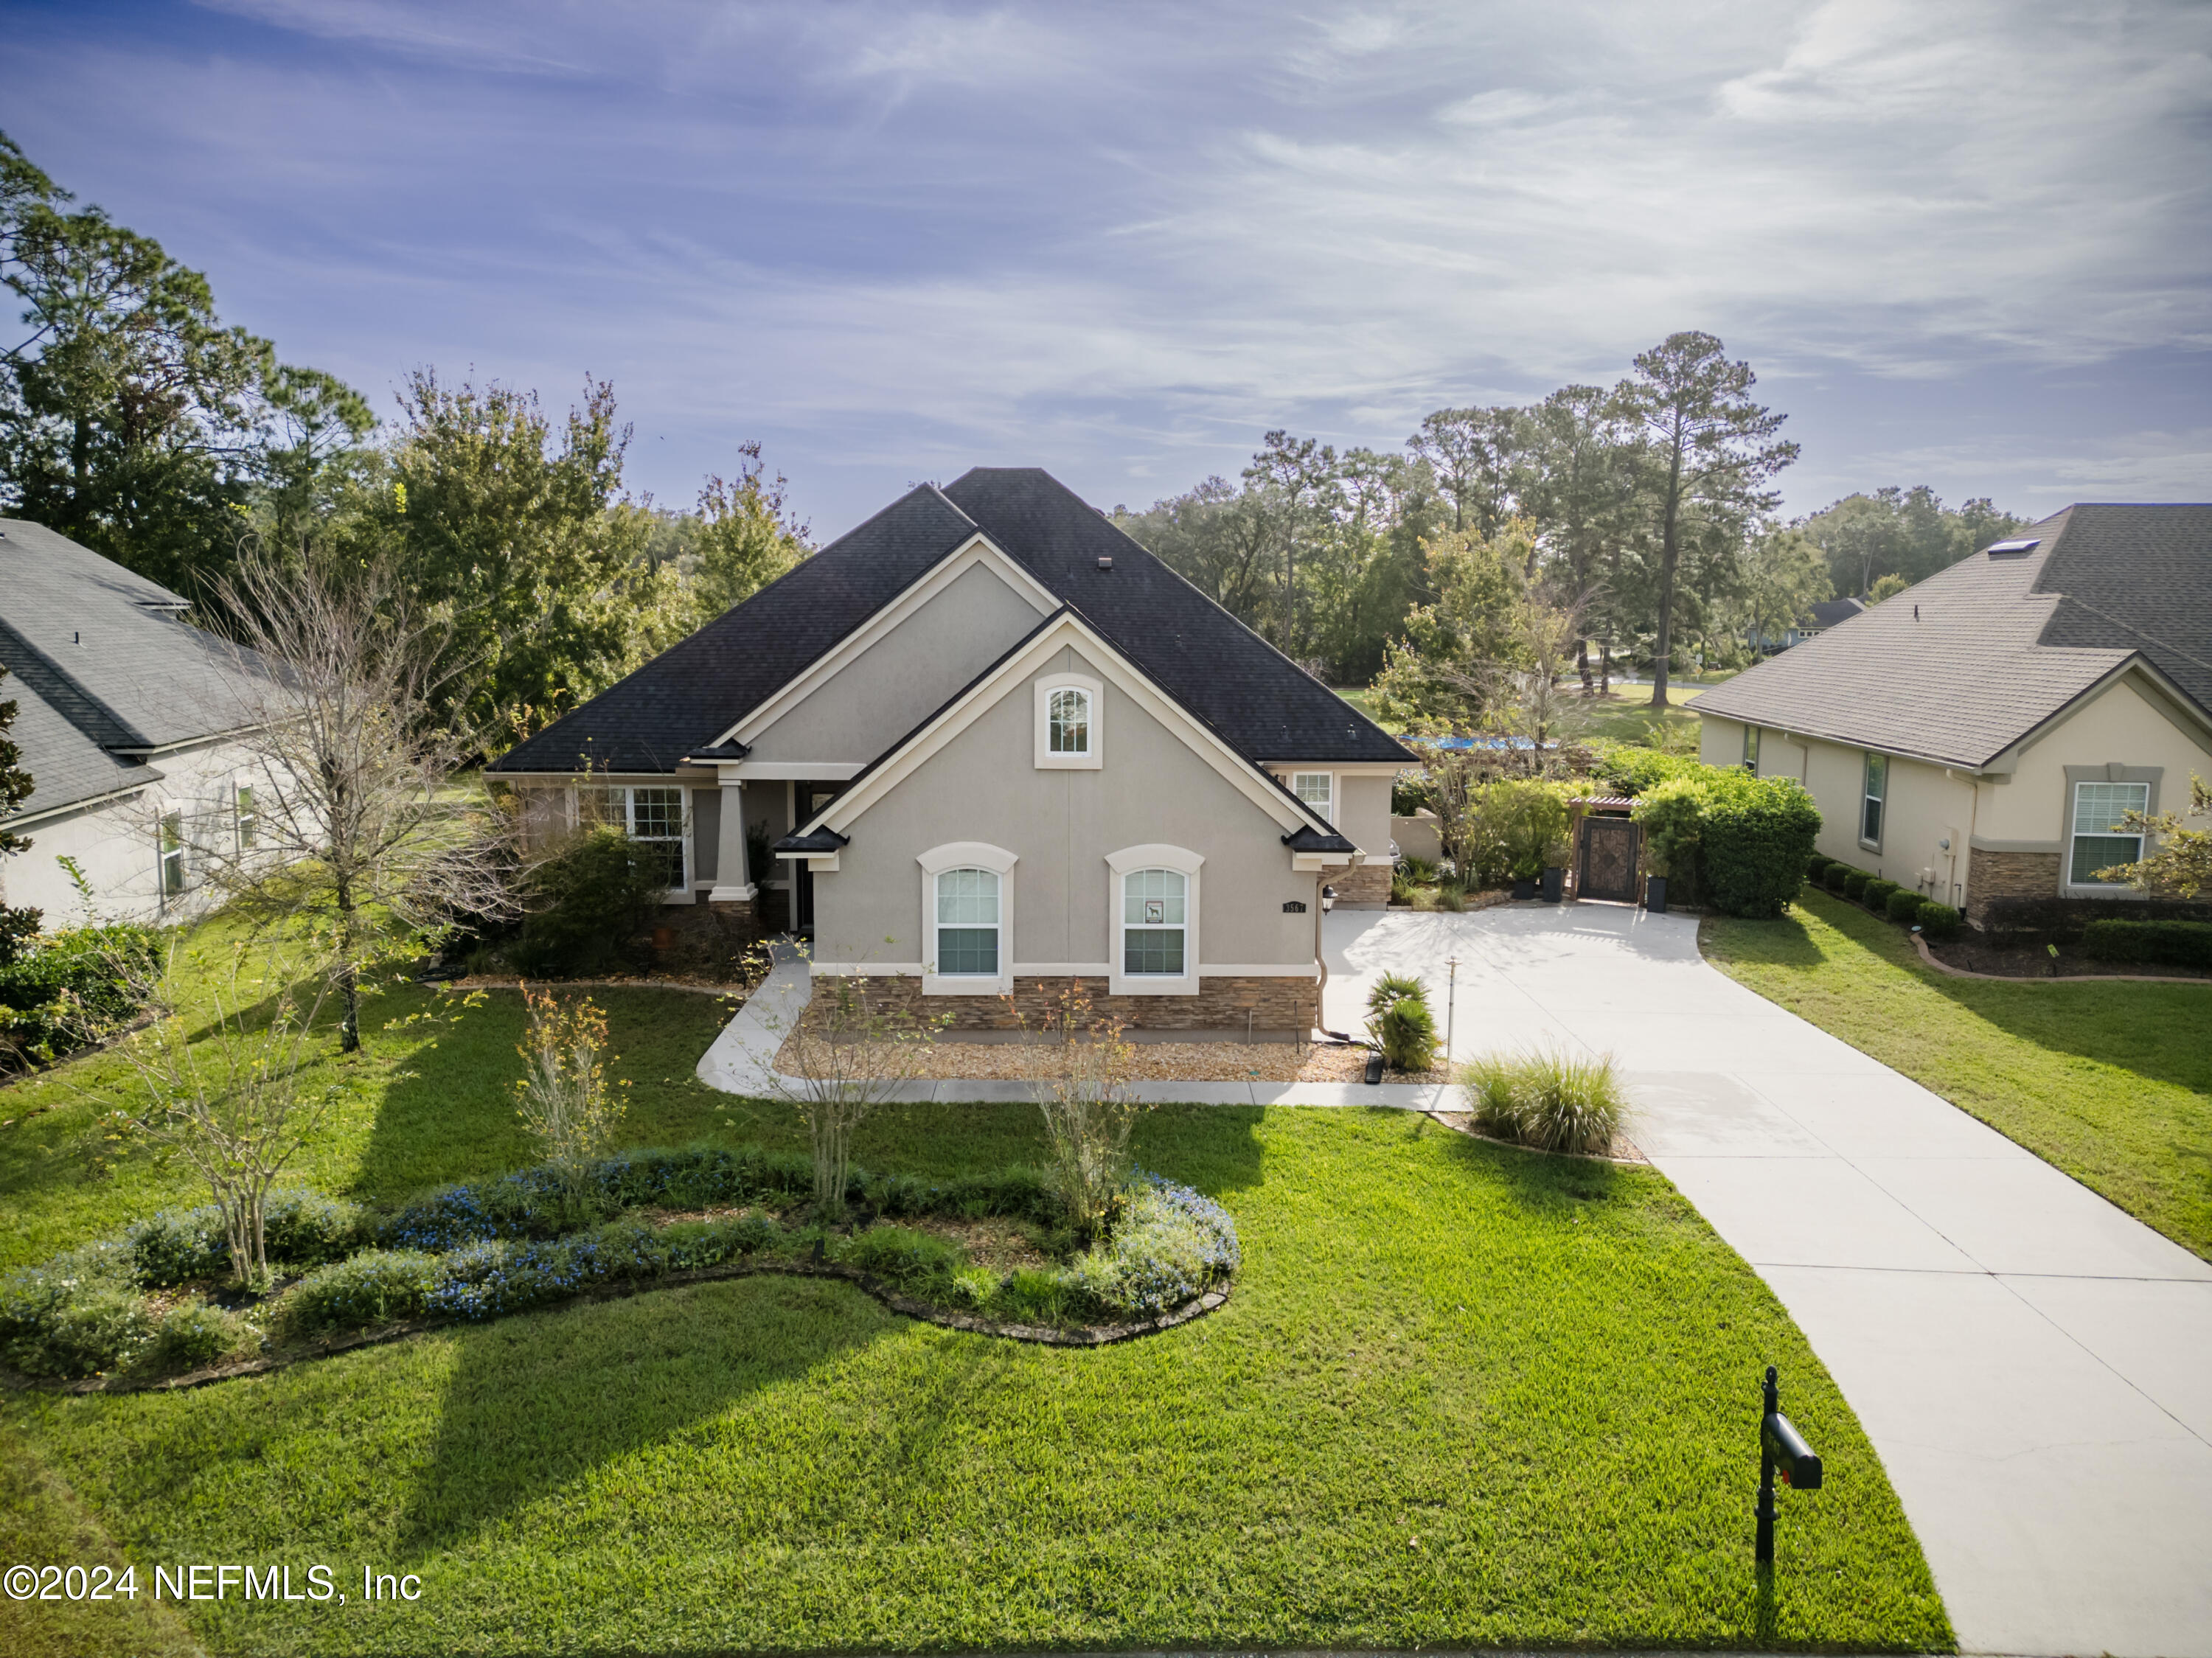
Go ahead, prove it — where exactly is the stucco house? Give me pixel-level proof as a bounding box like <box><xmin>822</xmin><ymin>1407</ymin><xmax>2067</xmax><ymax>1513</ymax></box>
<box><xmin>0</xmin><ymin>520</ymin><xmax>279</xmax><ymax>927</ymax></box>
<box><xmin>489</xmin><ymin>467</ymin><xmax>1411</xmax><ymax>1034</ymax></box>
<box><xmin>1750</xmin><ymin>595</ymin><xmax>1865</xmax><ymax>655</ymax></box>
<box><xmin>1692</xmin><ymin>504</ymin><xmax>2212</xmax><ymax>924</ymax></box>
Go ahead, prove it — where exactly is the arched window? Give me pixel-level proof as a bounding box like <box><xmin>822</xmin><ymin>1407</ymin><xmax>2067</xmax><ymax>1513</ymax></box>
<box><xmin>934</xmin><ymin>867</ymin><xmax>1001</xmax><ymax>977</ymax></box>
<box><xmin>1048</xmin><ymin>686</ymin><xmax>1091</xmax><ymax>755</ymax></box>
<box><xmin>1121</xmin><ymin>868</ymin><xmax>1186</xmax><ymax>976</ymax></box>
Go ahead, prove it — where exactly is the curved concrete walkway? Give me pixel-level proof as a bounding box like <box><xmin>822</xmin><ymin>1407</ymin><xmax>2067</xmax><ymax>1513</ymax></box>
<box><xmin>1326</xmin><ymin>903</ymin><xmax>2212</xmax><ymax>1658</ymax></box>
<box><xmin>699</xmin><ymin>910</ymin><xmax>2212</xmax><ymax>1654</ymax></box>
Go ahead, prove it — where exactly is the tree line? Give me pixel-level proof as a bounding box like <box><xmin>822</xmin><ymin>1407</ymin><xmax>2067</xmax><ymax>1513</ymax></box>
<box><xmin>0</xmin><ymin>133</ymin><xmax>810</xmax><ymax>737</ymax></box>
<box><xmin>1114</xmin><ymin>349</ymin><xmax>2028</xmax><ymax>711</ymax></box>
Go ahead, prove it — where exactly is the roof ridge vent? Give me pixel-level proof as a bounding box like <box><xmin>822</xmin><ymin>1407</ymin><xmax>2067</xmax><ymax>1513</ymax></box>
<box><xmin>1985</xmin><ymin>538</ymin><xmax>2041</xmax><ymax>557</ymax></box>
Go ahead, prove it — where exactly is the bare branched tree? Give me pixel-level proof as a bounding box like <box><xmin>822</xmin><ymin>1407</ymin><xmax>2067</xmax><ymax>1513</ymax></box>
<box><xmin>196</xmin><ymin>544</ymin><xmax>524</xmax><ymax>1051</ymax></box>
<box><xmin>72</xmin><ymin>933</ymin><xmax>341</xmax><ymax>1284</ymax></box>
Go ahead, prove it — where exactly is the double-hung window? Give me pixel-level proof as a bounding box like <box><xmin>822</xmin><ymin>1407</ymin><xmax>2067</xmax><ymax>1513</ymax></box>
<box><xmin>158</xmin><ymin>809</ymin><xmax>187</xmax><ymax>902</ymax></box>
<box><xmin>234</xmin><ymin>783</ymin><xmax>259</xmax><ymax>852</ymax></box>
<box><xmin>2070</xmin><ymin>781</ymin><xmax>2149</xmax><ymax>885</ymax></box>
<box><xmin>1860</xmin><ymin>752</ymin><xmax>1887</xmax><ymax>849</ymax></box>
<box><xmin>933</xmin><ymin>868</ymin><xmax>1001</xmax><ymax>977</ymax></box>
<box><xmin>577</xmin><ymin>784</ymin><xmax>688</xmax><ymax>890</ymax></box>
<box><xmin>1743</xmin><ymin>726</ymin><xmax>1761</xmax><ymax>774</ymax></box>
<box><xmin>1292</xmin><ymin>772</ymin><xmax>1334</xmax><ymax>823</ymax></box>
<box><xmin>1122</xmin><ymin>868</ymin><xmax>1187</xmax><ymax>977</ymax></box>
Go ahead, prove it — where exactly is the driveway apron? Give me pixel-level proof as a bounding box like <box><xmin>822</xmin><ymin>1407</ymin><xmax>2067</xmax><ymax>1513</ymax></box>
<box><xmin>1323</xmin><ymin>904</ymin><xmax>2212</xmax><ymax>1658</ymax></box>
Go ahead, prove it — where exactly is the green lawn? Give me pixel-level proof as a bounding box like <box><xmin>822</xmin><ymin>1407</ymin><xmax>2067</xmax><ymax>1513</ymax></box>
<box><xmin>2</xmin><ymin>970</ymin><xmax>1949</xmax><ymax>1655</ymax></box>
<box><xmin>1705</xmin><ymin>889</ymin><xmax>2212</xmax><ymax>1260</ymax></box>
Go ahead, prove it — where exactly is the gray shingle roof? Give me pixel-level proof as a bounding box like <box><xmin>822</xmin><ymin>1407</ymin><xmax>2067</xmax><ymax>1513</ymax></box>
<box><xmin>0</xmin><ymin>519</ymin><xmax>271</xmax><ymax>822</ymax></box>
<box><xmin>493</xmin><ymin>467</ymin><xmax>1409</xmax><ymax>776</ymax></box>
<box><xmin>1692</xmin><ymin>503</ymin><xmax>2212</xmax><ymax>767</ymax></box>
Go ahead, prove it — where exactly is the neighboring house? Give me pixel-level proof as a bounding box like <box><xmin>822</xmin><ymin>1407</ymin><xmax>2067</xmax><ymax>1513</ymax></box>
<box><xmin>1694</xmin><ymin>504</ymin><xmax>2212</xmax><ymax>923</ymax></box>
<box><xmin>1749</xmin><ymin>596</ymin><xmax>1865</xmax><ymax>654</ymax></box>
<box><xmin>489</xmin><ymin>467</ymin><xmax>1411</xmax><ymax>1033</ymax></box>
<box><xmin>0</xmin><ymin>520</ymin><xmax>279</xmax><ymax>926</ymax></box>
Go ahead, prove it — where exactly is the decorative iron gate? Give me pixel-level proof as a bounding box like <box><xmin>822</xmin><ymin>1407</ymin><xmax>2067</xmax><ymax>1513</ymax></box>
<box><xmin>1579</xmin><ymin>815</ymin><xmax>1641</xmax><ymax>903</ymax></box>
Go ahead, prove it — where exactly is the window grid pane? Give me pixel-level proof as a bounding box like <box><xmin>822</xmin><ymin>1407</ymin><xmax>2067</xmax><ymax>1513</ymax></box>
<box><xmin>2070</xmin><ymin>835</ymin><xmax>2140</xmax><ymax>885</ymax></box>
<box><xmin>630</xmin><ymin>787</ymin><xmax>684</xmax><ymax>840</ymax></box>
<box><xmin>1124</xmin><ymin>868</ymin><xmax>1185</xmax><ymax>924</ymax></box>
<box><xmin>1123</xmin><ymin>928</ymin><xmax>1185</xmax><ymax>975</ymax></box>
<box><xmin>936</xmin><ymin>868</ymin><xmax>1000</xmax><ymax>924</ymax></box>
<box><xmin>937</xmin><ymin>927</ymin><xmax>999</xmax><ymax>975</ymax></box>
<box><xmin>1048</xmin><ymin>688</ymin><xmax>1089</xmax><ymax>753</ymax></box>
<box><xmin>2073</xmin><ymin>782</ymin><xmax>2147</xmax><ymax>836</ymax></box>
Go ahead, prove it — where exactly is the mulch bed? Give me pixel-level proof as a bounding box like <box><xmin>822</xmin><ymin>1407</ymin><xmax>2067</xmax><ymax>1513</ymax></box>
<box><xmin>1923</xmin><ymin>936</ymin><xmax>2212</xmax><ymax>981</ymax></box>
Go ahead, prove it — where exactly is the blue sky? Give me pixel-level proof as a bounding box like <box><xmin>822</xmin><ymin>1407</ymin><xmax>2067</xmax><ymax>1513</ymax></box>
<box><xmin>5</xmin><ymin>0</ymin><xmax>2208</xmax><ymax>537</ymax></box>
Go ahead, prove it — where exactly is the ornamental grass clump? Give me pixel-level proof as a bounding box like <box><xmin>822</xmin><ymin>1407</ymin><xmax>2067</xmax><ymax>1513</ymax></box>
<box><xmin>1461</xmin><ymin>1045</ymin><xmax>1627</xmax><ymax>1156</ymax></box>
<box><xmin>1015</xmin><ymin>984</ymin><xmax>1149</xmax><ymax>1243</ymax></box>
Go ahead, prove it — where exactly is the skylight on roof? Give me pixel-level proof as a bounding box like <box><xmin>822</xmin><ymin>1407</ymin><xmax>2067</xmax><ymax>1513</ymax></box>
<box><xmin>1985</xmin><ymin>538</ymin><xmax>2041</xmax><ymax>557</ymax></box>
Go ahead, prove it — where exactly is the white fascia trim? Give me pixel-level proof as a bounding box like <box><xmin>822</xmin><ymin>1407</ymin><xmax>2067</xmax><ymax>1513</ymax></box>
<box><xmin>1107</xmin><ymin>843</ymin><xmax>1200</xmax><ymax>996</ymax></box>
<box><xmin>713</xmin><ymin>533</ymin><xmax>1058</xmax><ymax>750</ymax></box>
<box><xmin>807</xmin><ymin>614</ymin><xmax>1317</xmax><ymax>841</ymax></box>
<box><xmin>1034</xmin><ymin>672</ymin><xmax>1103</xmax><ymax>769</ymax></box>
<box><xmin>725</xmin><ymin>760</ymin><xmax>864</xmax><ymax>781</ymax></box>
<box><xmin>1200</xmin><ymin>964</ymin><xmax>1321</xmax><ymax>978</ymax></box>
<box><xmin>919</xmin><ymin>841</ymin><xmax>1016</xmax><ymax>995</ymax></box>
<box><xmin>1258</xmin><ymin>760</ymin><xmax>1409</xmax><ymax>777</ymax></box>
<box><xmin>1012</xmin><ymin>961</ymin><xmax>1114</xmax><ymax>975</ymax></box>
<box><xmin>3</xmin><ymin>781</ymin><xmax>156</xmax><ymax>831</ymax></box>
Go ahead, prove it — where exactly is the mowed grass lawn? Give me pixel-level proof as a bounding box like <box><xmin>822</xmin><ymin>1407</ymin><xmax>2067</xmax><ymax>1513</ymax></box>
<box><xmin>4</xmin><ymin>975</ymin><xmax>1949</xmax><ymax>1656</ymax></box>
<box><xmin>1706</xmin><ymin>888</ymin><xmax>2212</xmax><ymax>1260</ymax></box>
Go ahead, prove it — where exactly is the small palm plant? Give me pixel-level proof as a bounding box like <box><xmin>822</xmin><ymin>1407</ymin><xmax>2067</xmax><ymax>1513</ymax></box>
<box><xmin>1364</xmin><ymin>972</ymin><xmax>1426</xmax><ymax>1021</ymax></box>
<box><xmin>1364</xmin><ymin>973</ymin><xmax>1439</xmax><ymax>1073</ymax></box>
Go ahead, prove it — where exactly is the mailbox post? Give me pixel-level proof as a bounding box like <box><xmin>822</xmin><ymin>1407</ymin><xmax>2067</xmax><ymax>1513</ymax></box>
<box><xmin>1756</xmin><ymin>1364</ymin><xmax>1821</xmax><ymax>1564</ymax></box>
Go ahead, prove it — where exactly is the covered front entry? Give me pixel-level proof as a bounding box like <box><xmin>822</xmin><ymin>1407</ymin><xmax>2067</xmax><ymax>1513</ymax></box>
<box><xmin>1577</xmin><ymin>812</ymin><xmax>1641</xmax><ymax>902</ymax></box>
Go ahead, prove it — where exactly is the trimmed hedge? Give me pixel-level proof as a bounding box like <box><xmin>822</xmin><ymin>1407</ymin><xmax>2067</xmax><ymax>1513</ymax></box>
<box><xmin>1806</xmin><ymin>854</ymin><xmax>1832</xmax><ymax>882</ymax></box>
<box><xmin>2081</xmin><ymin>919</ymin><xmax>2212</xmax><ymax>969</ymax></box>
<box><xmin>1629</xmin><ymin>766</ymin><xmax>1822</xmax><ymax>917</ymax></box>
<box><xmin>1863</xmin><ymin>877</ymin><xmax>1901</xmax><ymax>913</ymax></box>
<box><xmin>1823</xmin><ymin>863</ymin><xmax>1853</xmax><ymax>894</ymax></box>
<box><xmin>1841</xmin><ymin>869</ymin><xmax>1871</xmax><ymax>901</ymax></box>
<box><xmin>1886</xmin><ymin>888</ymin><xmax>1926</xmax><ymax>923</ymax></box>
<box><xmin>1916</xmin><ymin>902</ymin><xmax>1961</xmax><ymax>940</ymax></box>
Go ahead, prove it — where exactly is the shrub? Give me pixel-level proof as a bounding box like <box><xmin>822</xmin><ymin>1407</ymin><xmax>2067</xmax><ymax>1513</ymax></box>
<box><xmin>1631</xmin><ymin>777</ymin><xmax>1705</xmax><ymax>892</ymax></box>
<box><xmin>1374</xmin><ymin>997</ymin><xmax>1439</xmax><ymax>1073</ymax></box>
<box><xmin>1978</xmin><ymin>894</ymin><xmax>2212</xmax><ymax>945</ymax></box>
<box><xmin>1397</xmin><ymin>855</ymin><xmax>1441</xmax><ymax>887</ymax></box>
<box><xmin>2081</xmin><ymin>918</ymin><xmax>2212</xmax><ymax>969</ymax></box>
<box><xmin>1806</xmin><ymin>853</ymin><xmax>1831</xmax><ymax>882</ymax></box>
<box><xmin>0</xmin><ymin>922</ymin><xmax>159</xmax><ymax>1070</ymax></box>
<box><xmin>1436</xmin><ymin>881</ymin><xmax>1467</xmax><ymax>913</ymax></box>
<box><xmin>127</xmin><ymin>1208</ymin><xmax>232</xmax><ymax>1286</ymax></box>
<box><xmin>278</xmin><ymin>1250</ymin><xmax>440</xmax><ymax>1338</ymax></box>
<box><xmin>1062</xmin><ymin>1174</ymin><xmax>1240</xmax><ymax>1318</ymax></box>
<box><xmin>1863</xmin><ymin>878</ymin><xmax>1900</xmax><ymax>913</ymax></box>
<box><xmin>144</xmin><ymin>1300</ymin><xmax>245</xmax><ymax>1373</ymax></box>
<box><xmin>659</xmin><ymin>1213</ymin><xmax>780</xmax><ymax>1269</ymax></box>
<box><xmin>509</xmin><ymin>826</ymin><xmax>665</xmax><ymax>976</ymax></box>
<box><xmin>1840</xmin><ymin>869</ymin><xmax>1871</xmax><ymax>901</ymax></box>
<box><xmin>1886</xmin><ymin>887</ymin><xmax>1926</xmax><ymax>923</ymax></box>
<box><xmin>0</xmin><ymin>1242</ymin><xmax>147</xmax><ymax>1377</ymax></box>
<box><xmin>1461</xmin><ymin>1047</ymin><xmax>1627</xmax><ymax>1157</ymax></box>
<box><xmin>1916</xmin><ymin>902</ymin><xmax>1961</xmax><ymax>940</ymax></box>
<box><xmin>513</xmin><ymin>987</ymin><xmax>626</xmax><ymax>1227</ymax></box>
<box><xmin>1696</xmin><ymin>773</ymin><xmax>1822</xmax><ymax>919</ymax></box>
<box><xmin>1593</xmin><ymin>744</ymin><xmax>1700</xmax><ymax>798</ymax></box>
<box><xmin>1823</xmin><ymin>863</ymin><xmax>1853</xmax><ymax>894</ymax></box>
<box><xmin>262</xmin><ymin>1191</ymin><xmax>364</xmax><ymax>1267</ymax></box>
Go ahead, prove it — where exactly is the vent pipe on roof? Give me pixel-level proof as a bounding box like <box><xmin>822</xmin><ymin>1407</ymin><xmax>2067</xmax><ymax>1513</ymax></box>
<box><xmin>1096</xmin><ymin>555</ymin><xmax>1113</xmax><ymax>573</ymax></box>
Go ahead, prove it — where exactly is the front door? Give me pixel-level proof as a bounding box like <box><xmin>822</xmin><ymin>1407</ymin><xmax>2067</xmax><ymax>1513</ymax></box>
<box><xmin>1579</xmin><ymin>815</ymin><xmax>1641</xmax><ymax>903</ymax></box>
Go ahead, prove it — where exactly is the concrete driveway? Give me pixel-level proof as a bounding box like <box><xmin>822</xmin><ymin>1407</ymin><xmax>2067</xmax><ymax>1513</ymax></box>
<box><xmin>1326</xmin><ymin>902</ymin><xmax>2212</xmax><ymax>1658</ymax></box>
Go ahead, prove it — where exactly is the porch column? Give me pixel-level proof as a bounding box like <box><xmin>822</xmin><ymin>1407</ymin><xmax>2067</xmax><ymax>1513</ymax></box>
<box><xmin>709</xmin><ymin>777</ymin><xmax>754</xmax><ymax>902</ymax></box>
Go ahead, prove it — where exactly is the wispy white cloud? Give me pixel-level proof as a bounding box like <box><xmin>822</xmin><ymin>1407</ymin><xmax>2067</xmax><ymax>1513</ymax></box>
<box><xmin>7</xmin><ymin>0</ymin><xmax>2206</xmax><ymax>525</ymax></box>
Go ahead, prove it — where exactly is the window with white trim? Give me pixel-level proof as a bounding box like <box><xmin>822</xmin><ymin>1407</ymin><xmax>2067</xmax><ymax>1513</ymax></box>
<box><xmin>1860</xmin><ymin>752</ymin><xmax>1886</xmax><ymax>849</ymax></box>
<box><xmin>577</xmin><ymin>784</ymin><xmax>689</xmax><ymax>889</ymax></box>
<box><xmin>234</xmin><ymin>782</ymin><xmax>258</xmax><ymax>851</ymax></box>
<box><xmin>2070</xmin><ymin>781</ymin><xmax>2149</xmax><ymax>885</ymax></box>
<box><xmin>933</xmin><ymin>868</ymin><xmax>1001</xmax><ymax>976</ymax></box>
<box><xmin>1121</xmin><ymin>868</ymin><xmax>1187</xmax><ymax>977</ymax></box>
<box><xmin>1047</xmin><ymin>686</ymin><xmax>1091</xmax><ymax>756</ymax></box>
<box><xmin>1292</xmin><ymin>772</ymin><xmax>1334</xmax><ymax>823</ymax></box>
<box><xmin>158</xmin><ymin>809</ymin><xmax>187</xmax><ymax>901</ymax></box>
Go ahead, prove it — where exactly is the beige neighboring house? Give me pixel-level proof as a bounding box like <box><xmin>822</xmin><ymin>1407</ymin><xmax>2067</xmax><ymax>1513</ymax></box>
<box><xmin>489</xmin><ymin>468</ymin><xmax>1413</xmax><ymax>1035</ymax></box>
<box><xmin>0</xmin><ymin>520</ymin><xmax>282</xmax><ymax>927</ymax></box>
<box><xmin>1692</xmin><ymin>504</ymin><xmax>2212</xmax><ymax>924</ymax></box>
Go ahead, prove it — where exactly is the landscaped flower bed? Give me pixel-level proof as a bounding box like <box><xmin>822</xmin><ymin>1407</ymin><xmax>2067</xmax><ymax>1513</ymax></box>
<box><xmin>0</xmin><ymin>1147</ymin><xmax>1239</xmax><ymax>1385</ymax></box>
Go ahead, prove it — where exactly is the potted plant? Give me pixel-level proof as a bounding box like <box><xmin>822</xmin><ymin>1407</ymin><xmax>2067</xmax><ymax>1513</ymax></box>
<box><xmin>1510</xmin><ymin>854</ymin><xmax>1539</xmax><ymax>902</ymax></box>
<box><xmin>1644</xmin><ymin>849</ymin><xmax>1669</xmax><ymax>913</ymax></box>
<box><xmin>1540</xmin><ymin>836</ymin><xmax>1571</xmax><ymax>904</ymax></box>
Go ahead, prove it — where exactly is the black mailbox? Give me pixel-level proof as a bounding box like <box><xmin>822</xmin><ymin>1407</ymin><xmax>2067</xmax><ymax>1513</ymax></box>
<box><xmin>1762</xmin><ymin>1410</ymin><xmax>1821</xmax><ymax>1489</ymax></box>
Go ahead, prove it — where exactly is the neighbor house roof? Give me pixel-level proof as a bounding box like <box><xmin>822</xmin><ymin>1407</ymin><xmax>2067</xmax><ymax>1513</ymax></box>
<box><xmin>1804</xmin><ymin>596</ymin><xmax>1865</xmax><ymax>630</ymax></box>
<box><xmin>493</xmin><ymin>467</ymin><xmax>1408</xmax><ymax>776</ymax></box>
<box><xmin>0</xmin><ymin>519</ymin><xmax>269</xmax><ymax>823</ymax></box>
<box><xmin>1693</xmin><ymin>504</ymin><xmax>2212</xmax><ymax>769</ymax></box>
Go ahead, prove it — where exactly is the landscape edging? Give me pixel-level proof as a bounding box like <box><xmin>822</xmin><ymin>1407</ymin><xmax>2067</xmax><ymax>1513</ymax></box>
<box><xmin>1911</xmin><ymin>932</ymin><xmax>2212</xmax><ymax>986</ymax></box>
<box><xmin>3</xmin><ymin>1258</ymin><xmax>1232</xmax><ymax>1396</ymax></box>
